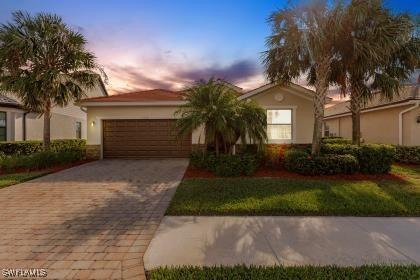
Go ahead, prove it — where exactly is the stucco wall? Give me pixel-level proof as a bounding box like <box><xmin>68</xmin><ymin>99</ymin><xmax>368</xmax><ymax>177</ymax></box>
<box><xmin>25</xmin><ymin>112</ymin><xmax>86</xmax><ymax>140</ymax></box>
<box><xmin>247</xmin><ymin>86</ymin><xmax>314</xmax><ymax>144</ymax></box>
<box><xmin>324</xmin><ymin>104</ymin><xmax>419</xmax><ymax>145</ymax></box>
<box><xmin>86</xmin><ymin>106</ymin><xmax>204</xmax><ymax>146</ymax></box>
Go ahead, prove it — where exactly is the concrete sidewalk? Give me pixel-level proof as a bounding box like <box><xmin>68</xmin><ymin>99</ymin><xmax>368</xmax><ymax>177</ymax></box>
<box><xmin>144</xmin><ymin>216</ymin><xmax>420</xmax><ymax>270</ymax></box>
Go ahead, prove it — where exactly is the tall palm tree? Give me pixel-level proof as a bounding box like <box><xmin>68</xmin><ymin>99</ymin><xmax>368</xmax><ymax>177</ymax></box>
<box><xmin>263</xmin><ymin>1</ymin><xmax>343</xmax><ymax>156</ymax></box>
<box><xmin>175</xmin><ymin>78</ymin><xmax>267</xmax><ymax>156</ymax></box>
<box><xmin>0</xmin><ymin>11</ymin><xmax>104</xmax><ymax>150</ymax></box>
<box><xmin>331</xmin><ymin>0</ymin><xmax>419</xmax><ymax>145</ymax></box>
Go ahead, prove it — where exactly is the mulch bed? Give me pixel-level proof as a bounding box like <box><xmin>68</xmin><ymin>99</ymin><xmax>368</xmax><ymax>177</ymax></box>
<box><xmin>0</xmin><ymin>159</ymin><xmax>94</xmax><ymax>176</ymax></box>
<box><xmin>184</xmin><ymin>165</ymin><xmax>404</xmax><ymax>181</ymax></box>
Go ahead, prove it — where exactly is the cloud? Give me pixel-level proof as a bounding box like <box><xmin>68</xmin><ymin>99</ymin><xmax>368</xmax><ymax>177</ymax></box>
<box><xmin>105</xmin><ymin>59</ymin><xmax>264</xmax><ymax>94</ymax></box>
<box><xmin>175</xmin><ymin>60</ymin><xmax>261</xmax><ymax>84</ymax></box>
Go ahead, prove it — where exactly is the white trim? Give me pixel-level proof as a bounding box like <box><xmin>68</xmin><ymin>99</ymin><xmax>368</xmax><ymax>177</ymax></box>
<box><xmin>399</xmin><ymin>101</ymin><xmax>419</xmax><ymax>145</ymax></box>
<box><xmin>324</xmin><ymin>100</ymin><xmax>418</xmax><ymax>120</ymax></box>
<box><xmin>265</xmin><ymin>106</ymin><xmax>297</xmax><ymax>144</ymax></box>
<box><xmin>80</xmin><ymin>101</ymin><xmax>187</xmax><ymax>107</ymax></box>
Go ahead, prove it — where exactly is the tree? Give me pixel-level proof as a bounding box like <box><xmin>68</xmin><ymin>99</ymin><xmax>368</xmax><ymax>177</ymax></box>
<box><xmin>331</xmin><ymin>0</ymin><xmax>419</xmax><ymax>145</ymax></box>
<box><xmin>263</xmin><ymin>1</ymin><xmax>343</xmax><ymax>156</ymax></box>
<box><xmin>175</xmin><ymin>78</ymin><xmax>267</xmax><ymax>156</ymax></box>
<box><xmin>0</xmin><ymin>11</ymin><xmax>104</xmax><ymax>150</ymax></box>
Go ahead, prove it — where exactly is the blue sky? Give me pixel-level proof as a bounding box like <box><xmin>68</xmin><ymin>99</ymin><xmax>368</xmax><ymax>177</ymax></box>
<box><xmin>1</xmin><ymin>0</ymin><xmax>418</xmax><ymax>94</ymax></box>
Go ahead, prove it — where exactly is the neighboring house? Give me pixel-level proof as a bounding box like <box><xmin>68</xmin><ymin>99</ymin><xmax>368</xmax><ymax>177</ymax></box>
<box><xmin>0</xmin><ymin>81</ymin><xmax>108</xmax><ymax>142</ymax></box>
<box><xmin>79</xmin><ymin>83</ymin><xmax>326</xmax><ymax>159</ymax></box>
<box><xmin>323</xmin><ymin>84</ymin><xmax>420</xmax><ymax>146</ymax></box>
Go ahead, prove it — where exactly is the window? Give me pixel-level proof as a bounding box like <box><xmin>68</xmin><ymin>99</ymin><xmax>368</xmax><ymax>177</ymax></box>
<box><xmin>0</xmin><ymin>112</ymin><xmax>6</xmax><ymax>141</ymax></box>
<box><xmin>76</xmin><ymin>122</ymin><xmax>82</xmax><ymax>139</ymax></box>
<box><xmin>267</xmin><ymin>109</ymin><xmax>292</xmax><ymax>142</ymax></box>
<box><xmin>324</xmin><ymin>122</ymin><xmax>330</xmax><ymax>137</ymax></box>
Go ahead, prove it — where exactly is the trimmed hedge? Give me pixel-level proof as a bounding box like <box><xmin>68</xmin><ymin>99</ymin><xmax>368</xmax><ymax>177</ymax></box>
<box><xmin>0</xmin><ymin>149</ymin><xmax>85</xmax><ymax>171</ymax></box>
<box><xmin>189</xmin><ymin>151</ymin><xmax>259</xmax><ymax>177</ymax></box>
<box><xmin>0</xmin><ymin>139</ymin><xmax>86</xmax><ymax>155</ymax></box>
<box><xmin>358</xmin><ymin>144</ymin><xmax>395</xmax><ymax>174</ymax></box>
<box><xmin>395</xmin><ymin>145</ymin><xmax>420</xmax><ymax>164</ymax></box>
<box><xmin>284</xmin><ymin>149</ymin><xmax>359</xmax><ymax>175</ymax></box>
<box><xmin>321</xmin><ymin>143</ymin><xmax>360</xmax><ymax>156</ymax></box>
<box><xmin>322</xmin><ymin>137</ymin><xmax>352</xmax><ymax>145</ymax></box>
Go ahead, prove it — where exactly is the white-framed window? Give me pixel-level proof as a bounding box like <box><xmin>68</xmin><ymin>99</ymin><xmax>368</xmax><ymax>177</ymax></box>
<box><xmin>267</xmin><ymin>109</ymin><xmax>292</xmax><ymax>142</ymax></box>
<box><xmin>0</xmin><ymin>112</ymin><xmax>6</xmax><ymax>141</ymax></box>
<box><xmin>76</xmin><ymin>121</ymin><xmax>82</xmax><ymax>139</ymax></box>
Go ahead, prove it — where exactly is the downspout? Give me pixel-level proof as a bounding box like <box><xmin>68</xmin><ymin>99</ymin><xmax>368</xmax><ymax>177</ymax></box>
<box><xmin>399</xmin><ymin>101</ymin><xmax>419</xmax><ymax>145</ymax></box>
<box><xmin>23</xmin><ymin>112</ymin><xmax>27</xmax><ymax>141</ymax></box>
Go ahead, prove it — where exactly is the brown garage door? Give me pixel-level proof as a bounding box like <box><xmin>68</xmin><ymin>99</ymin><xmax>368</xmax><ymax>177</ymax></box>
<box><xmin>103</xmin><ymin>119</ymin><xmax>191</xmax><ymax>158</ymax></box>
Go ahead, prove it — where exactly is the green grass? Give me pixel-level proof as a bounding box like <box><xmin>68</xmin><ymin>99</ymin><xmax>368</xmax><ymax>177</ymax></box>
<box><xmin>148</xmin><ymin>265</ymin><xmax>420</xmax><ymax>280</ymax></box>
<box><xmin>166</xmin><ymin>165</ymin><xmax>420</xmax><ymax>216</ymax></box>
<box><xmin>0</xmin><ymin>171</ymin><xmax>48</xmax><ymax>189</ymax></box>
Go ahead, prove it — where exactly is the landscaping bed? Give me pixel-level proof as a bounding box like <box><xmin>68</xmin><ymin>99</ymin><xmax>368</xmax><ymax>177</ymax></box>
<box><xmin>169</xmin><ymin>165</ymin><xmax>420</xmax><ymax>216</ymax></box>
<box><xmin>148</xmin><ymin>265</ymin><xmax>420</xmax><ymax>280</ymax></box>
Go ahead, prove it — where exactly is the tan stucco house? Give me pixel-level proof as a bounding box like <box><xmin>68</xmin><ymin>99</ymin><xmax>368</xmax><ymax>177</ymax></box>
<box><xmin>0</xmin><ymin>81</ymin><xmax>108</xmax><ymax>142</ymax></box>
<box><xmin>80</xmin><ymin>83</ymin><xmax>321</xmax><ymax>159</ymax></box>
<box><xmin>324</xmin><ymin>85</ymin><xmax>420</xmax><ymax>146</ymax></box>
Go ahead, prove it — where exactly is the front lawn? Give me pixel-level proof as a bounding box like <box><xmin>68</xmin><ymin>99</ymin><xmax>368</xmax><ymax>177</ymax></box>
<box><xmin>167</xmin><ymin>165</ymin><xmax>420</xmax><ymax>216</ymax></box>
<box><xmin>148</xmin><ymin>265</ymin><xmax>420</xmax><ymax>280</ymax></box>
<box><xmin>0</xmin><ymin>171</ymin><xmax>48</xmax><ymax>189</ymax></box>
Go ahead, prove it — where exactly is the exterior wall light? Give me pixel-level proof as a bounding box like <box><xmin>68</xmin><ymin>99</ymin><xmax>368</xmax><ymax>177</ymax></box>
<box><xmin>91</xmin><ymin>121</ymin><xmax>95</xmax><ymax>127</ymax></box>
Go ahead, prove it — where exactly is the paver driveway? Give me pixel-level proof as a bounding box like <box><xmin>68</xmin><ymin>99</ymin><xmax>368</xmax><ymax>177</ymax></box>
<box><xmin>0</xmin><ymin>159</ymin><xmax>188</xmax><ymax>280</ymax></box>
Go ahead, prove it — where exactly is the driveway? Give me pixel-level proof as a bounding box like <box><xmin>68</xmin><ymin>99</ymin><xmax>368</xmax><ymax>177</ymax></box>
<box><xmin>0</xmin><ymin>159</ymin><xmax>188</xmax><ymax>280</ymax></box>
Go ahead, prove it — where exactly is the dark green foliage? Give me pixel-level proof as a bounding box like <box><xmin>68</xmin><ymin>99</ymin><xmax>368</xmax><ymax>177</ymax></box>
<box><xmin>284</xmin><ymin>149</ymin><xmax>358</xmax><ymax>175</ymax></box>
<box><xmin>321</xmin><ymin>143</ymin><xmax>360</xmax><ymax>156</ymax></box>
<box><xmin>189</xmin><ymin>151</ymin><xmax>259</xmax><ymax>177</ymax></box>
<box><xmin>148</xmin><ymin>265</ymin><xmax>420</xmax><ymax>280</ymax></box>
<box><xmin>0</xmin><ymin>149</ymin><xmax>84</xmax><ymax>171</ymax></box>
<box><xmin>322</xmin><ymin>137</ymin><xmax>352</xmax><ymax>145</ymax></box>
<box><xmin>0</xmin><ymin>139</ymin><xmax>86</xmax><ymax>156</ymax></box>
<box><xmin>395</xmin><ymin>146</ymin><xmax>420</xmax><ymax>164</ymax></box>
<box><xmin>358</xmin><ymin>144</ymin><xmax>396</xmax><ymax>174</ymax></box>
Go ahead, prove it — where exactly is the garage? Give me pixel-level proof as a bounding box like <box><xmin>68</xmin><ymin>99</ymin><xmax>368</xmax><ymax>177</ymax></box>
<box><xmin>102</xmin><ymin>119</ymin><xmax>191</xmax><ymax>158</ymax></box>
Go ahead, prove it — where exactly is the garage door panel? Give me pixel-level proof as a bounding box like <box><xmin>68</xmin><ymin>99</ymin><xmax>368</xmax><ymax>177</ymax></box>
<box><xmin>103</xmin><ymin>119</ymin><xmax>191</xmax><ymax>158</ymax></box>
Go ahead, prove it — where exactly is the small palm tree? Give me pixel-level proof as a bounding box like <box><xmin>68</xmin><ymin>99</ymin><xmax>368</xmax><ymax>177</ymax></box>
<box><xmin>331</xmin><ymin>0</ymin><xmax>419</xmax><ymax>145</ymax></box>
<box><xmin>176</xmin><ymin>78</ymin><xmax>267</xmax><ymax>156</ymax></box>
<box><xmin>0</xmin><ymin>11</ymin><xmax>104</xmax><ymax>150</ymax></box>
<box><xmin>263</xmin><ymin>1</ymin><xmax>343</xmax><ymax>156</ymax></box>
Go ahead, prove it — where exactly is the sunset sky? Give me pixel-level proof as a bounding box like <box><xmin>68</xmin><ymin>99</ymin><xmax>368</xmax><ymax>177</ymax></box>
<box><xmin>1</xmin><ymin>0</ymin><xmax>418</xmax><ymax>96</ymax></box>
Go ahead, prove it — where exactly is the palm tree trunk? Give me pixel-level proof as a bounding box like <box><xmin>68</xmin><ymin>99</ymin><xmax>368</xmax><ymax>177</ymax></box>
<box><xmin>43</xmin><ymin>100</ymin><xmax>52</xmax><ymax>151</ymax></box>
<box><xmin>312</xmin><ymin>62</ymin><xmax>329</xmax><ymax>156</ymax></box>
<box><xmin>350</xmin><ymin>86</ymin><xmax>362</xmax><ymax>146</ymax></box>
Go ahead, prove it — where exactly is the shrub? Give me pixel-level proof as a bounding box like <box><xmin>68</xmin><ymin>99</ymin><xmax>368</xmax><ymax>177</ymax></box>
<box><xmin>284</xmin><ymin>149</ymin><xmax>359</xmax><ymax>175</ymax></box>
<box><xmin>189</xmin><ymin>151</ymin><xmax>259</xmax><ymax>176</ymax></box>
<box><xmin>263</xmin><ymin>144</ymin><xmax>289</xmax><ymax>169</ymax></box>
<box><xmin>322</xmin><ymin>137</ymin><xmax>352</xmax><ymax>145</ymax></box>
<box><xmin>321</xmin><ymin>143</ymin><xmax>360</xmax><ymax>157</ymax></box>
<box><xmin>0</xmin><ymin>139</ymin><xmax>86</xmax><ymax>155</ymax></box>
<box><xmin>394</xmin><ymin>145</ymin><xmax>420</xmax><ymax>164</ymax></box>
<box><xmin>358</xmin><ymin>144</ymin><xmax>395</xmax><ymax>174</ymax></box>
<box><xmin>0</xmin><ymin>149</ymin><xmax>84</xmax><ymax>172</ymax></box>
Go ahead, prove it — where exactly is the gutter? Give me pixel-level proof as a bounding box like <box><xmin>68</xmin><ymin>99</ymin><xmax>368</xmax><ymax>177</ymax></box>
<box><xmin>399</xmin><ymin>100</ymin><xmax>420</xmax><ymax>145</ymax></box>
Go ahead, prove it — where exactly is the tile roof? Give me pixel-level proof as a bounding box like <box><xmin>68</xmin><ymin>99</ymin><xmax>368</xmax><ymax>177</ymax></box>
<box><xmin>325</xmin><ymin>85</ymin><xmax>420</xmax><ymax>117</ymax></box>
<box><xmin>81</xmin><ymin>89</ymin><xmax>185</xmax><ymax>102</ymax></box>
<box><xmin>0</xmin><ymin>94</ymin><xmax>21</xmax><ymax>108</ymax></box>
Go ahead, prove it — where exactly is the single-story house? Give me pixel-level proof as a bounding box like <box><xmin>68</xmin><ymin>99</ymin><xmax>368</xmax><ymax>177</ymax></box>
<box><xmin>323</xmin><ymin>84</ymin><xmax>420</xmax><ymax>146</ymax></box>
<box><xmin>80</xmin><ymin>83</ymin><xmax>324</xmax><ymax>159</ymax></box>
<box><xmin>0</xmin><ymin>81</ymin><xmax>108</xmax><ymax>142</ymax></box>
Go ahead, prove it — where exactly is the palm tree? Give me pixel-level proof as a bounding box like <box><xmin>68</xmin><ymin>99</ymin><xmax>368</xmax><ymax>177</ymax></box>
<box><xmin>175</xmin><ymin>78</ymin><xmax>267</xmax><ymax>156</ymax></box>
<box><xmin>263</xmin><ymin>1</ymin><xmax>343</xmax><ymax>156</ymax></box>
<box><xmin>0</xmin><ymin>11</ymin><xmax>104</xmax><ymax>150</ymax></box>
<box><xmin>331</xmin><ymin>0</ymin><xmax>419</xmax><ymax>145</ymax></box>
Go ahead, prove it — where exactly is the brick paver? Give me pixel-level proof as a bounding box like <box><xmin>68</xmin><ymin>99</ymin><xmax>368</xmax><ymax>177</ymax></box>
<box><xmin>0</xmin><ymin>159</ymin><xmax>188</xmax><ymax>279</ymax></box>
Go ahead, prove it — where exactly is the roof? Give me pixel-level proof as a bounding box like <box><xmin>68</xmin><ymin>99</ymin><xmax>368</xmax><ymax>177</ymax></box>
<box><xmin>0</xmin><ymin>94</ymin><xmax>21</xmax><ymax>108</ymax></box>
<box><xmin>81</xmin><ymin>89</ymin><xmax>185</xmax><ymax>103</ymax></box>
<box><xmin>324</xmin><ymin>85</ymin><xmax>420</xmax><ymax>118</ymax></box>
